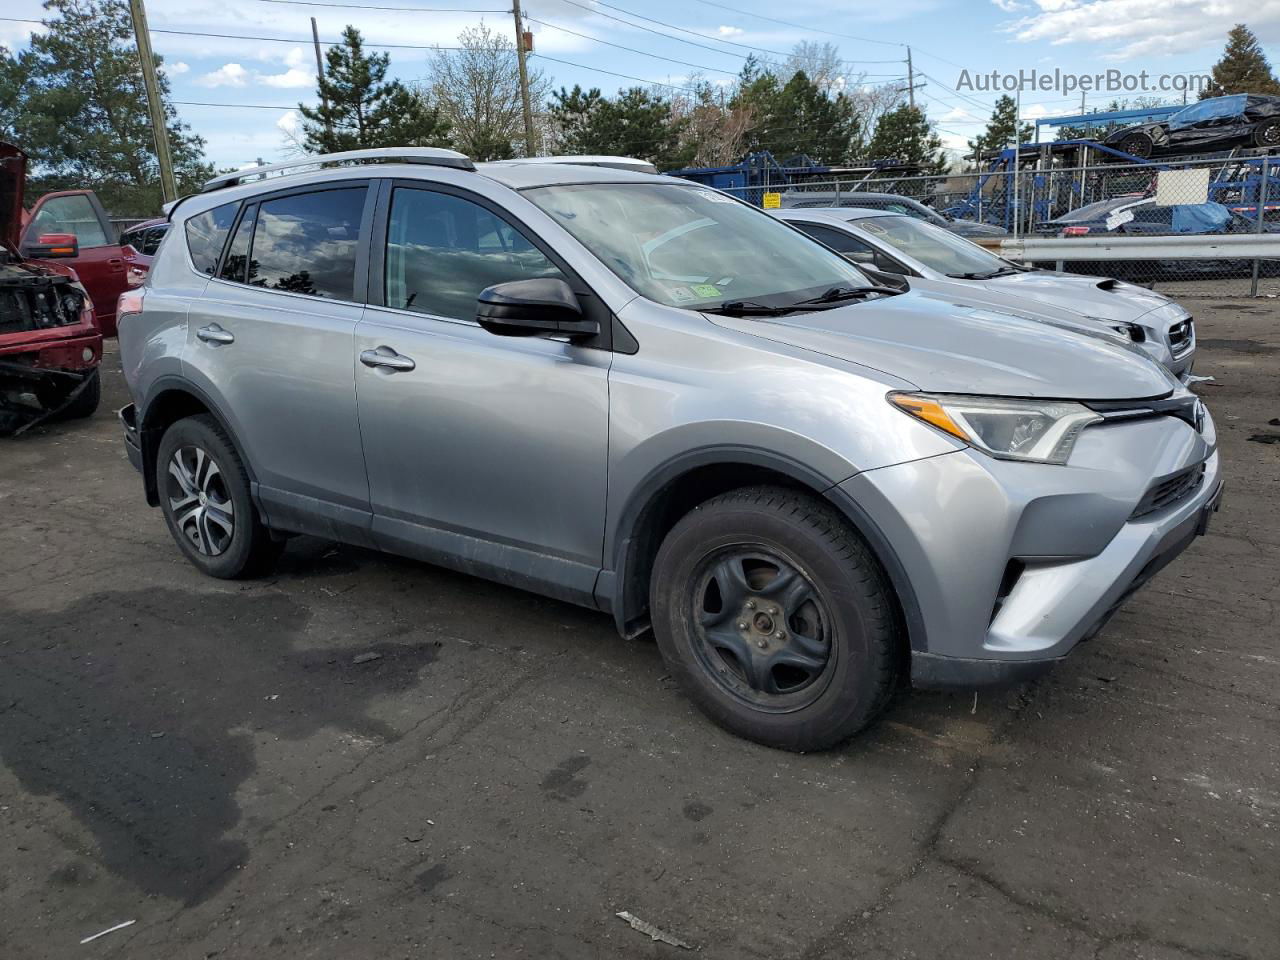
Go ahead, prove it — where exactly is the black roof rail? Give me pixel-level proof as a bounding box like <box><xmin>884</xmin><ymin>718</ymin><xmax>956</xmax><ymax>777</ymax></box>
<box><xmin>201</xmin><ymin>147</ymin><xmax>475</xmax><ymax>193</ymax></box>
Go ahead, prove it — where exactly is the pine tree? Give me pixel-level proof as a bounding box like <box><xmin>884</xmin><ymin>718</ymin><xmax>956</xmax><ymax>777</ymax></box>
<box><xmin>968</xmin><ymin>95</ymin><xmax>1034</xmax><ymax>158</ymax></box>
<box><xmin>865</xmin><ymin>105</ymin><xmax>947</xmax><ymax>174</ymax></box>
<box><xmin>299</xmin><ymin>26</ymin><xmax>450</xmax><ymax>153</ymax></box>
<box><xmin>3</xmin><ymin>0</ymin><xmax>210</xmax><ymax>216</ymax></box>
<box><xmin>1199</xmin><ymin>24</ymin><xmax>1280</xmax><ymax>99</ymax></box>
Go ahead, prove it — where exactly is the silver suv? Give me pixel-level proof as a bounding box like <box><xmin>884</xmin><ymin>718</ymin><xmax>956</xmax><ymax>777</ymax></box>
<box><xmin>117</xmin><ymin>149</ymin><xmax>1223</xmax><ymax>751</ymax></box>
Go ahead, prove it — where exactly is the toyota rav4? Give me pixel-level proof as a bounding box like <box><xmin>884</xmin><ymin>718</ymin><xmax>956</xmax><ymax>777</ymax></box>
<box><xmin>117</xmin><ymin>149</ymin><xmax>1223</xmax><ymax>751</ymax></box>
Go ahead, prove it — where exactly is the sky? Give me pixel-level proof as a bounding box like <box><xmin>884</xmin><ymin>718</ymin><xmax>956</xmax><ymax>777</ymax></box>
<box><xmin>4</xmin><ymin>0</ymin><xmax>1280</xmax><ymax>170</ymax></box>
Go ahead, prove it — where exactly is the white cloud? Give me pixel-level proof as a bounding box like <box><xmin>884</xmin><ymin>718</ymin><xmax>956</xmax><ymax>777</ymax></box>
<box><xmin>196</xmin><ymin>63</ymin><xmax>249</xmax><ymax>88</ymax></box>
<box><xmin>167</xmin><ymin>61</ymin><xmax>190</xmax><ymax>75</ymax></box>
<box><xmin>1022</xmin><ymin>102</ymin><xmax>1050</xmax><ymax>119</ymax></box>
<box><xmin>276</xmin><ymin>110</ymin><xmax>302</xmax><ymax>137</ymax></box>
<box><xmin>990</xmin><ymin>0</ymin><xmax>1026</xmax><ymax>10</ymax></box>
<box><xmin>940</xmin><ymin>105</ymin><xmax>982</xmax><ymax>122</ymax></box>
<box><xmin>717</xmin><ymin>25</ymin><xmax>744</xmax><ymax>37</ymax></box>
<box><xmin>259</xmin><ymin>67</ymin><xmax>312</xmax><ymax>88</ymax></box>
<box><xmin>1004</xmin><ymin>0</ymin><xmax>1280</xmax><ymax>60</ymax></box>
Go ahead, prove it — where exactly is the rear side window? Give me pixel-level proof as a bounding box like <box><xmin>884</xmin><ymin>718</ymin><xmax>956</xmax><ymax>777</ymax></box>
<box><xmin>220</xmin><ymin>205</ymin><xmax>257</xmax><ymax>283</ymax></box>
<box><xmin>185</xmin><ymin>203</ymin><xmax>238</xmax><ymax>275</ymax></box>
<box><xmin>248</xmin><ymin>188</ymin><xmax>366</xmax><ymax>300</ymax></box>
<box><xmin>28</xmin><ymin>194</ymin><xmax>109</xmax><ymax>248</ymax></box>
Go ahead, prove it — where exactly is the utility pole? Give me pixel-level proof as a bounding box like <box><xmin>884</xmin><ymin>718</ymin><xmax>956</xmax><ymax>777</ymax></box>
<box><xmin>511</xmin><ymin>0</ymin><xmax>538</xmax><ymax>156</ymax></box>
<box><xmin>310</xmin><ymin>17</ymin><xmax>333</xmax><ymax>142</ymax></box>
<box><xmin>906</xmin><ymin>46</ymin><xmax>915</xmax><ymax>109</ymax></box>
<box><xmin>128</xmin><ymin>0</ymin><xmax>177</xmax><ymax>204</ymax></box>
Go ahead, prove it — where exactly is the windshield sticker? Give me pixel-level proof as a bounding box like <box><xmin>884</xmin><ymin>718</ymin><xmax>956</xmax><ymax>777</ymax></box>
<box><xmin>694</xmin><ymin>190</ymin><xmax>736</xmax><ymax>204</ymax></box>
<box><xmin>691</xmin><ymin>283</ymin><xmax>722</xmax><ymax>298</ymax></box>
<box><xmin>1105</xmin><ymin>209</ymin><xmax>1135</xmax><ymax>230</ymax></box>
<box><xmin>669</xmin><ymin>285</ymin><xmax>695</xmax><ymax>302</ymax></box>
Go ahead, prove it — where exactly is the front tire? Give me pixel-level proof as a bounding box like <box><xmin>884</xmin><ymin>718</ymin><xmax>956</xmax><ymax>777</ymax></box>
<box><xmin>155</xmin><ymin>414</ymin><xmax>282</xmax><ymax>579</ymax></box>
<box><xmin>650</xmin><ymin>486</ymin><xmax>900</xmax><ymax>752</ymax></box>
<box><xmin>1253</xmin><ymin>119</ymin><xmax>1280</xmax><ymax>148</ymax></box>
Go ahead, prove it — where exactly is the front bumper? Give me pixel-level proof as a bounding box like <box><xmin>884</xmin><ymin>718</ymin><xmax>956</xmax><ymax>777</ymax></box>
<box><xmin>840</xmin><ymin>409</ymin><xmax>1221</xmax><ymax>688</ymax></box>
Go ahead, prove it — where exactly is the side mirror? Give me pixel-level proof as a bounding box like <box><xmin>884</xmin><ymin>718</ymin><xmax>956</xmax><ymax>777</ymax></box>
<box><xmin>23</xmin><ymin>233</ymin><xmax>79</xmax><ymax>259</ymax></box>
<box><xmin>476</xmin><ymin>278</ymin><xmax>598</xmax><ymax>341</ymax></box>
<box><xmin>860</xmin><ymin>266</ymin><xmax>910</xmax><ymax>291</ymax></box>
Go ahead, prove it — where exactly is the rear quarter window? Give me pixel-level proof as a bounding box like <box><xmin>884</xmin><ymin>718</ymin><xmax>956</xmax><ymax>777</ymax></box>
<box><xmin>185</xmin><ymin>203</ymin><xmax>239</xmax><ymax>275</ymax></box>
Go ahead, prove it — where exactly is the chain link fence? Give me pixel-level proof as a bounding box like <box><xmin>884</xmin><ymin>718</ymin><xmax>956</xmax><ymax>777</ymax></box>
<box><xmin>702</xmin><ymin>153</ymin><xmax>1280</xmax><ymax>297</ymax></box>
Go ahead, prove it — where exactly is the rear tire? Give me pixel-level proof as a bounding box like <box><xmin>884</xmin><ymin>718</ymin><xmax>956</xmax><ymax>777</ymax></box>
<box><xmin>37</xmin><ymin>368</ymin><xmax>100</xmax><ymax>422</ymax></box>
<box><xmin>650</xmin><ymin>486</ymin><xmax>900</xmax><ymax>752</ymax></box>
<box><xmin>1253</xmin><ymin>119</ymin><xmax>1280</xmax><ymax>148</ymax></box>
<box><xmin>155</xmin><ymin>414</ymin><xmax>282</xmax><ymax>579</ymax></box>
<box><xmin>1118</xmin><ymin>133</ymin><xmax>1153</xmax><ymax>159</ymax></box>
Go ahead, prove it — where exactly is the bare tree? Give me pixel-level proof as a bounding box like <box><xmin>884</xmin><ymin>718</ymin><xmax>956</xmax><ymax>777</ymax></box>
<box><xmin>670</xmin><ymin>78</ymin><xmax>755</xmax><ymax>167</ymax></box>
<box><xmin>426</xmin><ymin>23</ymin><xmax>550</xmax><ymax>160</ymax></box>
<box><xmin>847</xmin><ymin>78</ymin><xmax>907</xmax><ymax>158</ymax></box>
<box><xmin>784</xmin><ymin>41</ymin><xmax>850</xmax><ymax>95</ymax></box>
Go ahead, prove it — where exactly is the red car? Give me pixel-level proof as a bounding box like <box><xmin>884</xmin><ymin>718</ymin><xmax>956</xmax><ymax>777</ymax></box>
<box><xmin>1</xmin><ymin>142</ymin><xmax>103</xmax><ymax>435</ymax></box>
<box><xmin>19</xmin><ymin>184</ymin><xmax>148</xmax><ymax>337</ymax></box>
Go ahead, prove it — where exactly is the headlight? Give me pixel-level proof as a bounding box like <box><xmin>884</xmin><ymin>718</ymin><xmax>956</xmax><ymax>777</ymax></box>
<box><xmin>889</xmin><ymin>392</ymin><xmax>1102</xmax><ymax>464</ymax></box>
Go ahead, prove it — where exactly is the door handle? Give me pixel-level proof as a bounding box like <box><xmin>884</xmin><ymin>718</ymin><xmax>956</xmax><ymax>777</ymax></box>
<box><xmin>360</xmin><ymin>346</ymin><xmax>416</xmax><ymax>372</ymax></box>
<box><xmin>197</xmin><ymin>324</ymin><xmax>235</xmax><ymax>345</ymax></box>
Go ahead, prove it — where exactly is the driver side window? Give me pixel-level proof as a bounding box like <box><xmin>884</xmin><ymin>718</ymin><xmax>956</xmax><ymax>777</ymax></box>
<box><xmin>796</xmin><ymin>223</ymin><xmax>908</xmax><ymax>274</ymax></box>
<box><xmin>384</xmin><ymin>187</ymin><xmax>565</xmax><ymax>320</ymax></box>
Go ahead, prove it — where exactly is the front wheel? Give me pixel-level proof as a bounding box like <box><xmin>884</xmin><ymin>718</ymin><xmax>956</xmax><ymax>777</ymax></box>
<box><xmin>650</xmin><ymin>486</ymin><xmax>901</xmax><ymax>751</ymax></box>
<box><xmin>155</xmin><ymin>414</ymin><xmax>282</xmax><ymax>579</ymax></box>
<box><xmin>1253</xmin><ymin>119</ymin><xmax>1280</xmax><ymax>148</ymax></box>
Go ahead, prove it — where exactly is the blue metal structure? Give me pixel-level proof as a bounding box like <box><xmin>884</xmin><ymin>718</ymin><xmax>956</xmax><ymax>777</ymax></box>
<box><xmin>1033</xmin><ymin>105</ymin><xmax>1183</xmax><ymax>141</ymax></box>
<box><xmin>665</xmin><ymin>151</ymin><xmax>832</xmax><ymax>205</ymax></box>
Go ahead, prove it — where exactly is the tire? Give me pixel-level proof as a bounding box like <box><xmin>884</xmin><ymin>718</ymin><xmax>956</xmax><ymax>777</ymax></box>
<box><xmin>650</xmin><ymin>485</ymin><xmax>900</xmax><ymax>752</ymax></box>
<box><xmin>1253</xmin><ymin>120</ymin><xmax>1280</xmax><ymax>148</ymax></box>
<box><xmin>1118</xmin><ymin>133</ymin><xmax>1153</xmax><ymax>159</ymax></box>
<box><xmin>59</xmin><ymin>368</ymin><xmax>101</xmax><ymax>420</ymax></box>
<box><xmin>155</xmin><ymin>414</ymin><xmax>282</xmax><ymax>579</ymax></box>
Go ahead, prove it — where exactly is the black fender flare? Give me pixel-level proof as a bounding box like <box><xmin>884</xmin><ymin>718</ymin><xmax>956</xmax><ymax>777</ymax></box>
<box><xmin>602</xmin><ymin>445</ymin><xmax>928</xmax><ymax>654</ymax></box>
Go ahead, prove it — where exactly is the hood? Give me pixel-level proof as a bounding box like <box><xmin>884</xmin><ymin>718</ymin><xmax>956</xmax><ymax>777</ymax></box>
<box><xmin>980</xmin><ymin>270</ymin><xmax>1176</xmax><ymax>324</ymax></box>
<box><xmin>706</xmin><ymin>290</ymin><xmax>1176</xmax><ymax>401</ymax></box>
<box><xmin>0</xmin><ymin>142</ymin><xmax>26</xmax><ymax>256</ymax></box>
<box><xmin>1108</xmin><ymin>122</ymin><xmax>1164</xmax><ymax>141</ymax></box>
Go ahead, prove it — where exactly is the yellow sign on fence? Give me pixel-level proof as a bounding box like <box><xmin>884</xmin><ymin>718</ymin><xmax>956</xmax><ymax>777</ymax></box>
<box><xmin>762</xmin><ymin>192</ymin><xmax>781</xmax><ymax>209</ymax></box>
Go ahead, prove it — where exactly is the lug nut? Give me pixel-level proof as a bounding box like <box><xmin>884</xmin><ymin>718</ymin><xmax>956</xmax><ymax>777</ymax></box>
<box><xmin>774</xmin><ymin>631</ymin><xmax>784</xmax><ymax>639</ymax></box>
<box><xmin>755</xmin><ymin>639</ymin><xmax>768</xmax><ymax>649</ymax></box>
<box><xmin>737</xmin><ymin>621</ymin><xmax>747</xmax><ymax>630</ymax></box>
<box><xmin>745</xmin><ymin>600</ymin><xmax>756</xmax><ymax>610</ymax></box>
<box><xmin>769</xmin><ymin>606</ymin><xmax>779</xmax><ymax>615</ymax></box>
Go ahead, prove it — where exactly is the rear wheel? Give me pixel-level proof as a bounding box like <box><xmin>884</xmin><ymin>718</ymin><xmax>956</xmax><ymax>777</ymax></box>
<box><xmin>1118</xmin><ymin>133</ymin><xmax>1153</xmax><ymax>159</ymax></box>
<box><xmin>36</xmin><ymin>368</ymin><xmax>100</xmax><ymax>422</ymax></box>
<box><xmin>650</xmin><ymin>486</ymin><xmax>900</xmax><ymax>752</ymax></box>
<box><xmin>1253</xmin><ymin>119</ymin><xmax>1280</xmax><ymax>148</ymax></box>
<box><xmin>156</xmin><ymin>414</ymin><xmax>282</xmax><ymax>579</ymax></box>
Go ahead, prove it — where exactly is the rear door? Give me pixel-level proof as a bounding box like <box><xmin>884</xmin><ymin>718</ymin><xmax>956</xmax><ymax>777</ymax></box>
<box><xmin>185</xmin><ymin>183</ymin><xmax>376</xmax><ymax>544</ymax></box>
<box><xmin>354</xmin><ymin>180</ymin><xmax>611</xmax><ymax>604</ymax></box>
<box><xmin>21</xmin><ymin>190</ymin><xmax>130</xmax><ymax>334</ymax></box>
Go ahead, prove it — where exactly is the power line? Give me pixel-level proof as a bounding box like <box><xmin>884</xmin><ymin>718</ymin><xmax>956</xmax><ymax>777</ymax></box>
<box><xmin>174</xmin><ymin>100</ymin><xmax>303</xmax><ymax>109</ymax></box>
<box><xmin>525</xmin><ymin>16</ymin><xmax>739</xmax><ymax>77</ymax></box>
<box><xmin>531</xmin><ymin>52</ymin><xmax>702</xmax><ymax>93</ymax></box>
<box><xmin>255</xmin><ymin>0</ymin><xmax>504</xmax><ymax>10</ymax></box>
<box><xmin>150</xmin><ymin>26</ymin><xmax>464</xmax><ymax>51</ymax></box>
<box><xmin>685</xmin><ymin>0</ymin><xmax>905</xmax><ymax>49</ymax></box>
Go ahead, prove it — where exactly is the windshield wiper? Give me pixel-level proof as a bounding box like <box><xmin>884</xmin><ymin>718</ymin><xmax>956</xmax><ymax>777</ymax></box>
<box><xmin>702</xmin><ymin>300</ymin><xmax>799</xmax><ymax>317</ymax></box>
<box><xmin>790</xmin><ymin>285</ymin><xmax>902</xmax><ymax>306</ymax></box>
<box><xmin>946</xmin><ymin>266</ymin><xmax>1024</xmax><ymax>280</ymax></box>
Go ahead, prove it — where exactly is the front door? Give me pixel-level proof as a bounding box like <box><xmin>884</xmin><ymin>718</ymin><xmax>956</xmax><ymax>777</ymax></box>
<box><xmin>22</xmin><ymin>190</ymin><xmax>128</xmax><ymax>333</ymax></box>
<box><xmin>355</xmin><ymin>183</ymin><xmax>610</xmax><ymax>604</ymax></box>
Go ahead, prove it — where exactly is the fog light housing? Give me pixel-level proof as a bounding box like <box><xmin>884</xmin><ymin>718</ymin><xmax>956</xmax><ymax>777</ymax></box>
<box><xmin>82</xmin><ymin>347</ymin><xmax>95</xmax><ymax>362</ymax></box>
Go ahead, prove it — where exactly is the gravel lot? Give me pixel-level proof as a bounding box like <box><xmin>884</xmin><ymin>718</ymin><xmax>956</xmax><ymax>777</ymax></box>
<box><xmin>1</xmin><ymin>301</ymin><xmax>1277</xmax><ymax>960</ymax></box>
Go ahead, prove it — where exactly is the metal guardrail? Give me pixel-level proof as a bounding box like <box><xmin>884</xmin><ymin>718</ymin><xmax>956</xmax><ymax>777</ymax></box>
<box><xmin>1001</xmin><ymin>233</ymin><xmax>1280</xmax><ymax>261</ymax></box>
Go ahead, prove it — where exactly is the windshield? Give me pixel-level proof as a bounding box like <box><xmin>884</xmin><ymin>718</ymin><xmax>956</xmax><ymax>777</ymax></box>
<box><xmin>854</xmin><ymin>215</ymin><xmax>1012</xmax><ymax>277</ymax></box>
<box><xmin>524</xmin><ymin>182</ymin><xmax>870</xmax><ymax>309</ymax></box>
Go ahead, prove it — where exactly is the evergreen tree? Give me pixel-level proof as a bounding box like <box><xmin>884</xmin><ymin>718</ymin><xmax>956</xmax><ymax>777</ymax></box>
<box><xmin>300</xmin><ymin>26</ymin><xmax>450</xmax><ymax>153</ymax></box>
<box><xmin>548</xmin><ymin>86</ymin><xmax>684</xmax><ymax>169</ymax></box>
<box><xmin>2</xmin><ymin>0</ymin><xmax>210</xmax><ymax>216</ymax></box>
<box><xmin>968</xmin><ymin>94</ymin><xmax>1034</xmax><ymax>157</ymax></box>
<box><xmin>735</xmin><ymin>70</ymin><xmax>856</xmax><ymax>164</ymax></box>
<box><xmin>865</xmin><ymin>105</ymin><xmax>947</xmax><ymax>174</ymax></box>
<box><xmin>1199</xmin><ymin>24</ymin><xmax>1280</xmax><ymax>99</ymax></box>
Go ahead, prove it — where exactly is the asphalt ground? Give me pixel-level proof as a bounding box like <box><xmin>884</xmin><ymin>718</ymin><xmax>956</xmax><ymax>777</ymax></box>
<box><xmin>1</xmin><ymin>300</ymin><xmax>1277</xmax><ymax>959</ymax></box>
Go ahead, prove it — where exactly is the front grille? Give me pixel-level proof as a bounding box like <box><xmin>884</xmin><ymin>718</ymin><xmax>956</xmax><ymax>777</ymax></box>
<box><xmin>1167</xmin><ymin>317</ymin><xmax>1194</xmax><ymax>358</ymax></box>
<box><xmin>1131</xmin><ymin>464</ymin><xmax>1205</xmax><ymax>518</ymax></box>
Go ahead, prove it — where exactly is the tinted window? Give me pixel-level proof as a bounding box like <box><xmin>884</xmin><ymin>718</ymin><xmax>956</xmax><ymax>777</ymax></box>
<box><xmin>185</xmin><ymin>204</ymin><xmax>238</xmax><ymax>275</ymax></box>
<box><xmin>29</xmin><ymin>194</ymin><xmax>109</xmax><ymax>247</ymax></box>
<box><xmin>142</xmin><ymin>226</ymin><xmax>167</xmax><ymax>255</ymax></box>
<box><xmin>249</xmin><ymin>188</ymin><xmax>366</xmax><ymax>300</ymax></box>
<box><xmin>220</xmin><ymin>205</ymin><xmax>256</xmax><ymax>283</ymax></box>
<box><xmin>796</xmin><ymin>222</ymin><xmax>875</xmax><ymax>256</ymax></box>
<box><xmin>385</xmin><ymin>188</ymin><xmax>565</xmax><ymax>319</ymax></box>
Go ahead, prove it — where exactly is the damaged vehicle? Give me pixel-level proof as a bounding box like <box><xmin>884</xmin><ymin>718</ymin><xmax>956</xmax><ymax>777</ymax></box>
<box><xmin>1</xmin><ymin>142</ymin><xmax>102</xmax><ymax>436</ymax></box>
